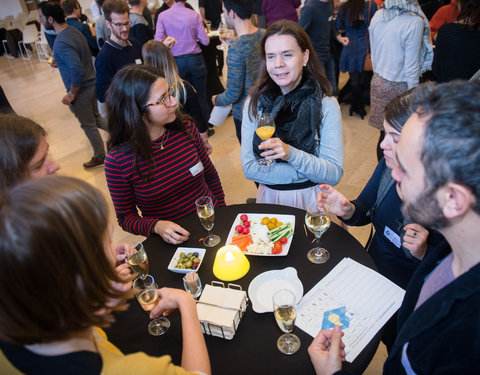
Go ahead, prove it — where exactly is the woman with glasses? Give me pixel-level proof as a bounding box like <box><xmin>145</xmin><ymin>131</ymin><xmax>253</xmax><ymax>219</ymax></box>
<box><xmin>0</xmin><ymin>176</ymin><xmax>211</xmax><ymax>374</ymax></box>
<box><xmin>104</xmin><ymin>64</ymin><xmax>225</xmax><ymax>244</ymax></box>
<box><xmin>142</xmin><ymin>40</ymin><xmax>212</xmax><ymax>154</ymax></box>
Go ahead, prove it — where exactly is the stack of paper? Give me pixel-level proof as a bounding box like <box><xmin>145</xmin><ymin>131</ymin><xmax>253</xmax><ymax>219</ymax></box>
<box><xmin>295</xmin><ymin>258</ymin><xmax>405</xmax><ymax>362</ymax></box>
<box><xmin>197</xmin><ymin>285</ymin><xmax>247</xmax><ymax>340</ymax></box>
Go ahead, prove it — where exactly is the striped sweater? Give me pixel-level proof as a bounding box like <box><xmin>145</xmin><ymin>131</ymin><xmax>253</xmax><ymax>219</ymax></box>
<box><xmin>105</xmin><ymin>122</ymin><xmax>225</xmax><ymax>236</ymax></box>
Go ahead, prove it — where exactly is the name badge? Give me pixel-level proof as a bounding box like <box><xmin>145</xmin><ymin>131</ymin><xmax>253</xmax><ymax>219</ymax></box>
<box><xmin>384</xmin><ymin>225</ymin><xmax>401</xmax><ymax>248</ymax></box>
<box><xmin>135</xmin><ymin>59</ymin><xmax>142</xmax><ymax>65</ymax></box>
<box><xmin>328</xmin><ymin>16</ymin><xmax>333</xmax><ymax>22</ymax></box>
<box><xmin>189</xmin><ymin>161</ymin><xmax>204</xmax><ymax>177</ymax></box>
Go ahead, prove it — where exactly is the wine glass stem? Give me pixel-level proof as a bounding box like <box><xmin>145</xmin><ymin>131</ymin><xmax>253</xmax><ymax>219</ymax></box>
<box><xmin>207</xmin><ymin>229</ymin><xmax>213</xmax><ymax>238</ymax></box>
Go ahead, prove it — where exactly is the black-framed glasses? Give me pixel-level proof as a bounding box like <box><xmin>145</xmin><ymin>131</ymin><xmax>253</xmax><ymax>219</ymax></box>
<box><xmin>143</xmin><ymin>85</ymin><xmax>176</xmax><ymax>110</ymax></box>
<box><xmin>109</xmin><ymin>21</ymin><xmax>130</xmax><ymax>28</ymax></box>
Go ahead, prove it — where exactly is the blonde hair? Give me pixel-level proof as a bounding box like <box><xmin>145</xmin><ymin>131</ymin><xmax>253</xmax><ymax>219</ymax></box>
<box><xmin>142</xmin><ymin>40</ymin><xmax>187</xmax><ymax>105</ymax></box>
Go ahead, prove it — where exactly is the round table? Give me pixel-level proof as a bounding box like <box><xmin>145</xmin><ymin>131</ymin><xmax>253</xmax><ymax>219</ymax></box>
<box><xmin>106</xmin><ymin>204</ymin><xmax>380</xmax><ymax>374</ymax></box>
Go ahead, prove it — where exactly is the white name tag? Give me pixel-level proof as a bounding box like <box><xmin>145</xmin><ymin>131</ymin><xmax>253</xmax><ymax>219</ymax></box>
<box><xmin>384</xmin><ymin>225</ymin><xmax>401</xmax><ymax>248</ymax></box>
<box><xmin>189</xmin><ymin>161</ymin><xmax>204</xmax><ymax>177</ymax></box>
<box><xmin>328</xmin><ymin>16</ymin><xmax>333</xmax><ymax>22</ymax></box>
<box><xmin>135</xmin><ymin>58</ymin><xmax>142</xmax><ymax>65</ymax></box>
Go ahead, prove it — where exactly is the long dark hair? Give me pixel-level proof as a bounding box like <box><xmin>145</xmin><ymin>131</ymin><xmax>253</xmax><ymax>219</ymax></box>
<box><xmin>106</xmin><ymin>64</ymin><xmax>190</xmax><ymax>179</ymax></box>
<box><xmin>248</xmin><ymin>20</ymin><xmax>332</xmax><ymax>119</ymax></box>
<box><xmin>457</xmin><ymin>0</ymin><xmax>480</xmax><ymax>29</ymax></box>
<box><xmin>0</xmin><ymin>114</ymin><xmax>46</xmax><ymax>192</ymax></box>
<box><xmin>341</xmin><ymin>0</ymin><xmax>366</xmax><ymax>26</ymax></box>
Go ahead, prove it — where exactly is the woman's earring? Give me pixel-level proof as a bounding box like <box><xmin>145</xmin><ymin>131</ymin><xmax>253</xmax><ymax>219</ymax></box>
<box><xmin>303</xmin><ymin>64</ymin><xmax>306</xmax><ymax>67</ymax></box>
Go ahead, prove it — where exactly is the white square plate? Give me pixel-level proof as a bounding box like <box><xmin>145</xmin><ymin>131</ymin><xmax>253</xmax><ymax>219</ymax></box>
<box><xmin>167</xmin><ymin>247</ymin><xmax>206</xmax><ymax>274</ymax></box>
<box><xmin>225</xmin><ymin>213</ymin><xmax>295</xmax><ymax>256</ymax></box>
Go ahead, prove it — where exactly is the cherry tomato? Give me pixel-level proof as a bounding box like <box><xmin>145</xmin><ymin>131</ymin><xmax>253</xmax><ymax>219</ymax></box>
<box><xmin>280</xmin><ymin>237</ymin><xmax>288</xmax><ymax>244</ymax></box>
<box><xmin>235</xmin><ymin>225</ymin><xmax>243</xmax><ymax>233</ymax></box>
<box><xmin>270</xmin><ymin>217</ymin><xmax>278</xmax><ymax>225</ymax></box>
<box><xmin>272</xmin><ymin>246</ymin><xmax>282</xmax><ymax>254</ymax></box>
<box><xmin>275</xmin><ymin>221</ymin><xmax>283</xmax><ymax>228</ymax></box>
<box><xmin>243</xmin><ymin>220</ymin><xmax>251</xmax><ymax>227</ymax></box>
<box><xmin>240</xmin><ymin>214</ymin><xmax>248</xmax><ymax>221</ymax></box>
<box><xmin>261</xmin><ymin>217</ymin><xmax>270</xmax><ymax>225</ymax></box>
<box><xmin>274</xmin><ymin>241</ymin><xmax>282</xmax><ymax>247</ymax></box>
<box><xmin>241</xmin><ymin>227</ymin><xmax>250</xmax><ymax>234</ymax></box>
<box><xmin>267</xmin><ymin>223</ymin><xmax>276</xmax><ymax>231</ymax></box>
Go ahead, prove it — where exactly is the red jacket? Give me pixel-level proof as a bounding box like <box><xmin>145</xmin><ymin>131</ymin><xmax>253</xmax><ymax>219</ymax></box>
<box><xmin>429</xmin><ymin>0</ymin><xmax>459</xmax><ymax>41</ymax></box>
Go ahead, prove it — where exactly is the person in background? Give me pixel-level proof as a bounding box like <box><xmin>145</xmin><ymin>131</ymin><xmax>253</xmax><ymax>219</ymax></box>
<box><xmin>432</xmin><ymin>0</ymin><xmax>480</xmax><ymax>82</ymax></box>
<box><xmin>262</xmin><ymin>0</ymin><xmax>301</xmax><ymax>26</ymax></box>
<box><xmin>95</xmin><ymin>0</ymin><xmax>143</xmax><ymax>116</ymax></box>
<box><xmin>300</xmin><ymin>0</ymin><xmax>343</xmax><ymax>95</ymax></box>
<box><xmin>153</xmin><ymin>0</ymin><xmax>194</xmax><ymax>31</ymax></box>
<box><xmin>0</xmin><ymin>176</ymin><xmax>211</xmax><ymax>375</ymax></box>
<box><xmin>105</xmin><ymin>65</ymin><xmax>225</xmax><ymax>242</ymax></box>
<box><xmin>155</xmin><ymin>0</ymin><xmax>211</xmax><ymax>123</ymax></box>
<box><xmin>242</xmin><ymin>20</ymin><xmax>343</xmax><ymax>210</ymax></box>
<box><xmin>63</xmin><ymin>0</ymin><xmax>99</xmax><ymax>57</ymax></box>
<box><xmin>212</xmin><ymin>0</ymin><xmax>264</xmax><ymax>143</ymax></box>
<box><xmin>94</xmin><ymin>0</ymin><xmax>110</xmax><ymax>48</ymax></box>
<box><xmin>128</xmin><ymin>0</ymin><xmax>154</xmax><ymax>47</ymax></box>
<box><xmin>39</xmin><ymin>1</ymin><xmax>107</xmax><ymax>169</ymax></box>
<box><xmin>253</xmin><ymin>0</ymin><xmax>266</xmax><ymax>28</ymax></box>
<box><xmin>90</xmin><ymin>0</ymin><xmax>103</xmax><ymax>20</ymax></box>
<box><xmin>142</xmin><ymin>40</ymin><xmax>213</xmax><ymax>153</ymax></box>
<box><xmin>0</xmin><ymin>114</ymin><xmax>59</xmax><ymax>192</ymax></box>
<box><xmin>199</xmin><ymin>0</ymin><xmax>224</xmax><ymax>76</ymax></box>
<box><xmin>429</xmin><ymin>0</ymin><xmax>459</xmax><ymax>42</ymax></box>
<box><xmin>336</xmin><ymin>0</ymin><xmax>377</xmax><ymax>118</ymax></box>
<box><xmin>309</xmin><ymin>80</ymin><xmax>480</xmax><ymax>375</ymax></box>
<box><xmin>368</xmin><ymin>0</ymin><xmax>433</xmax><ymax>161</ymax></box>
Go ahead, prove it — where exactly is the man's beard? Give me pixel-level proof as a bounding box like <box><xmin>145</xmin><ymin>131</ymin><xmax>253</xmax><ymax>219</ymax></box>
<box><xmin>401</xmin><ymin>184</ymin><xmax>449</xmax><ymax>230</ymax></box>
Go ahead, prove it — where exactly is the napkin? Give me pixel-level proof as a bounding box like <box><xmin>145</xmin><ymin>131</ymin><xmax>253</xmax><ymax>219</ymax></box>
<box><xmin>197</xmin><ymin>285</ymin><xmax>247</xmax><ymax>339</ymax></box>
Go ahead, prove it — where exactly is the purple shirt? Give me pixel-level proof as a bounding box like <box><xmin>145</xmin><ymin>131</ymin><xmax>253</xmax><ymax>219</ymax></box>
<box><xmin>262</xmin><ymin>0</ymin><xmax>301</xmax><ymax>26</ymax></box>
<box><xmin>155</xmin><ymin>3</ymin><xmax>209</xmax><ymax>56</ymax></box>
<box><xmin>415</xmin><ymin>253</ymin><xmax>455</xmax><ymax>310</ymax></box>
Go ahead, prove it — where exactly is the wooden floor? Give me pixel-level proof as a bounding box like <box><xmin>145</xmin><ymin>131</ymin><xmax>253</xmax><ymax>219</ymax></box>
<box><xmin>0</xmin><ymin>54</ymin><xmax>387</xmax><ymax>374</ymax></box>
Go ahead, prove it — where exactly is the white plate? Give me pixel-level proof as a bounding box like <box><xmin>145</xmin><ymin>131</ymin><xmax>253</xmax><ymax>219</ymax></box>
<box><xmin>167</xmin><ymin>247</ymin><xmax>206</xmax><ymax>274</ymax></box>
<box><xmin>248</xmin><ymin>267</ymin><xmax>303</xmax><ymax>313</ymax></box>
<box><xmin>225</xmin><ymin>213</ymin><xmax>295</xmax><ymax>256</ymax></box>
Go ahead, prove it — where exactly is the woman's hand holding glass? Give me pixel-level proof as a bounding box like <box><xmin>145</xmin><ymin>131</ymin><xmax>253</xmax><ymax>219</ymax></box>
<box><xmin>258</xmin><ymin>137</ymin><xmax>290</xmax><ymax>161</ymax></box>
<box><xmin>149</xmin><ymin>287</ymin><xmax>195</xmax><ymax>320</ymax></box>
<box><xmin>154</xmin><ymin>220</ymin><xmax>190</xmax><ymax>244</ymax></box>
<box><xmin>317</xmin><ymin>184</ymin><xmax>355</xmax><ymax>221</ymax></box>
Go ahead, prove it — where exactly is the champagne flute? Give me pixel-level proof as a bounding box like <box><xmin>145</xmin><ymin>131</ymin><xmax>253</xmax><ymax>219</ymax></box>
<box><xmin>217</xmin><ymin>22</ymin><xmax>228</xmax><ymax>50</ymax></box>
<box><xmin>133</xmin><ymin>275</ymin><xmax>171</xmax><ymax>336</ymax></box>
<box><xmin>273</xmin><ymin>289</ymin><xmax>301</xmax><ymax>355</ymax></box>
<box><xmin>195</xmin><ymin>196</ymin><xmax>221</xmax><ymax>247</ymax></box>
<box><xmin>305</xmin><ymin>202</ymin><xmax>331</xmax><ymax>264</ymax></box>
<box><xmin>127</xmin><ymin>242</ymin><xmax>149</xmax><ymax>279</ymax></box>
<box><xmin>255</xmin><ymin>113</ymin><xmax>276</xmax><ymax>166</ymax></box>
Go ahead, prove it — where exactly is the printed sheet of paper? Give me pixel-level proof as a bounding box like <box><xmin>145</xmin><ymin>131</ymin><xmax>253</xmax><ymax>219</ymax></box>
<box><xmin>295</xmin><ymin>257</ymin><xmax>405</xmax><ymax>362</ymax></box>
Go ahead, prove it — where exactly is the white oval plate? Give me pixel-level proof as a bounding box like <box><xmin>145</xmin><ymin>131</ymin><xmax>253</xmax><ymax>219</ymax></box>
<box><xmin>248</xmin><ymin>267</ymin><xmax>303</xmax><ymax>313</ymax></box>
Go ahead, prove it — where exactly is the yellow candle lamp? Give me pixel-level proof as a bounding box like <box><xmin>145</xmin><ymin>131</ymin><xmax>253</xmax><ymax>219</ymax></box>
<box><xmin>213</xmin><ymin>245</ymin><xmax>250</xmax><ymax>281</ymax></box>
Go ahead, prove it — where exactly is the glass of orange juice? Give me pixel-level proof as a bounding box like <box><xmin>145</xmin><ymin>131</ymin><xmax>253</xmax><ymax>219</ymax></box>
<box><xmin>255</xmin><ymin>113</ymin><xmax>276</xmax><ymax>166</ymax></box>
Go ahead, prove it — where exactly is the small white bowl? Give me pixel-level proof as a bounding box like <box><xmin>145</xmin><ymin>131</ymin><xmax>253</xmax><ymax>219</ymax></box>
<box><xmin>168</xmin><ymin>247</ymin><xmax>206</xmax><ymax>274</ymax></box>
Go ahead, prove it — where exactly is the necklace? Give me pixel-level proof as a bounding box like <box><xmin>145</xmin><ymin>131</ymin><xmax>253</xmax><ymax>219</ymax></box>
<box><xmin>159</xmin><ymin>129</ymin><xmax>169</xmax><ymax>150</ymax></box>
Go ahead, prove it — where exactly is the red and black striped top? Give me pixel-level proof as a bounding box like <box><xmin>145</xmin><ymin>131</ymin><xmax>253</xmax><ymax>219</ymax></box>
<box><xmin>105</xmin><ymin>122</ymin><xmax>225</xmax><ymax>236</ymax></box>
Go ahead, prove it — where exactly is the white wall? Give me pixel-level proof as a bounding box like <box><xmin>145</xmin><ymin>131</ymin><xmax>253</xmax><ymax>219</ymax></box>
<box><xmin>0</xmin><ymin>0</ymin><xmax>25</xmax><ymax>20</ymax></box>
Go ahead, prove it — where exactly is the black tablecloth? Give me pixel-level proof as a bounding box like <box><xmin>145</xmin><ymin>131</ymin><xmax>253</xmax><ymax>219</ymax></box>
<box><xmin>105</xmin><ymin>204</ymin><xmax>380</xmax><ymax>374</ymax></box>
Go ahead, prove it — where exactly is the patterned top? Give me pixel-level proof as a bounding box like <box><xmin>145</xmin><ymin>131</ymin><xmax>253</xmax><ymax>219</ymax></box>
<box><xmin>105</xmin><ymin>122</ymin><xmax>225</xmax><ymax>236</ymax></box>
<box><xmin>214</xmin><ymin>29</ymin><xmax>264</xmax><ymax>120</ymax></box>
